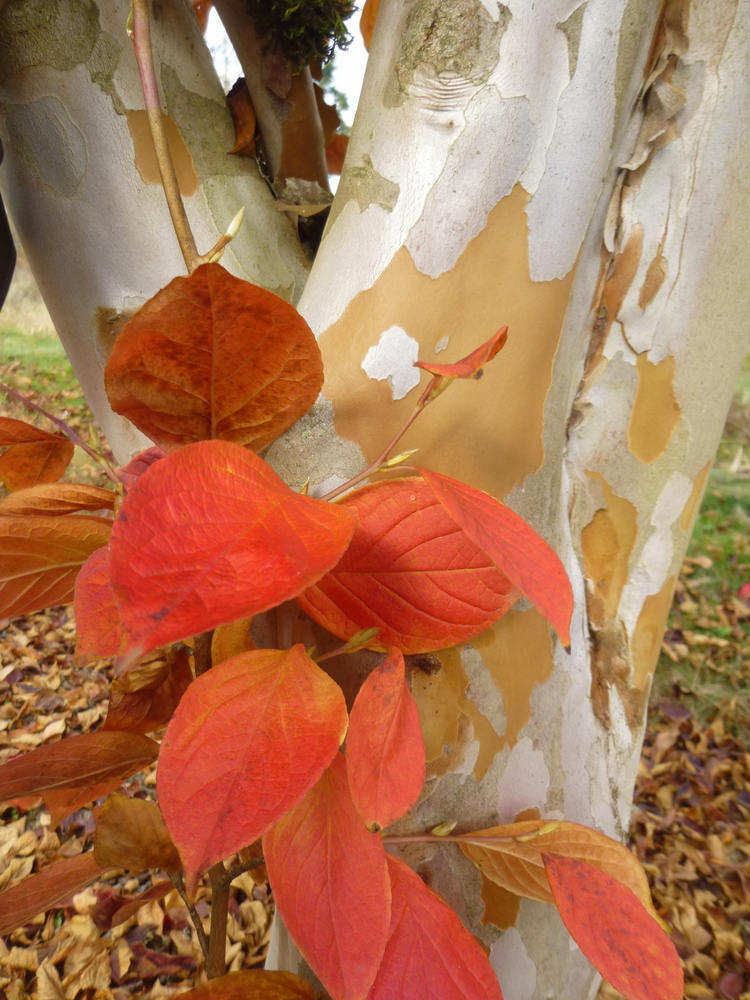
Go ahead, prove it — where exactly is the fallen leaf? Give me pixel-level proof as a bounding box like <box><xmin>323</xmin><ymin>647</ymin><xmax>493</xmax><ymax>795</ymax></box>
<box><xmin>104</xmin><ymin>263</ymin><xmax>324</xmax><ymax>453</ymax></box>
<box><xmin>74</xmin><ymin>546</ymin><xmax>122</xmax><ymax>660</ymax></box>
<box><xmin>158</xmin><ymin>645</ymin><xmax>348</xmax><ymax>894</ymax></box>
<box><xmin>110</xmin><ymin>879</ymin><xmax>171</xmax><ymax>928</ymax></box>
<box><xmin>414</xmin><ymin>326</ymin><xmax>508</xmax><ymax>380</ymax></box>
<box><xmin>542</xmin><ymin>853</ymin><xmax>683</xmax><ymax>1000</ymax></box>
<box><xmin>459</xmin><ymin>820</ymin><xmax>658</xmax><ymax>918</ymax></box>
<box><xmin>263</xmin><ymin>754</ymin><xmax>391</xmax><ymax>1000</ymax></box>
<box><xmin>0</xmin><ymin>483</ymin><xmax>114</xmax><ymax>516</ymax></box>
<box><xmin>0</xmin><ymin>851</ymin><xmax>106</xmax><ymax>937</ymax></box>
<box><xmin>0</xmin><ymin>514</ymin><xmax>111</xmax><ymax>617</ymax></box>
<box><xmin>104</xmin><ymin>647</ymin><xmax>193</xmax><ymax>734</ymax></box>
<box><xmin>296</xmin><ymin>478</ymin><xmax>520</xmax><ymax>654</ymax></box>
<box><xmin>346</xmin><ymin>648</ymin><xmax>425</xmax><ymax>831</ymax></box>
<box><xmin>0</xmin><ymin>731</ymin><xmax>159</xmax><ymax>799</ymax></box>
<box><xmin>419</xmin><ymin>468</ymin><xmax>573</xmax><ymax>647</ymax></box>
<box><xmin>109</xmin><ymin>440</ymin><xmax>355</xmax><ymax>660</ymax></box>
<box><xmin>367</xmin><ymin>854</ymin><xmax>504</xmax><ymax>1000</ymax></box>
<box><xmin>94</xmin><ymin>793</ymin><xmax>182</xmax><ymax>872</ymax></box>
<box><xmin>173</xmin><ymin>970</ymin><xmax>315</xmax><ymax>1000</ymax></box>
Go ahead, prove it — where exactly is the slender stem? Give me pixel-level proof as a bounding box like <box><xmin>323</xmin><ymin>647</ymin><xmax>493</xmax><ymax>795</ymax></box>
<box><xmin>0</xmin><ymin>381</ymin><xmax>121</xmax><ymax>486</ymax></box>
<box><xmin>131</xmin><ymin>0</ymin><xmax>200</xmax><ymax>273</ymax></box>
<box><xmin>206</xmin><ymin>862</ymin><xmax>230</xmax><ymax>979</ymax></box>
<box><xmin>169</xmin><ymin>871</ymin><xmax>209</xmax><ymax>959</ymax></box>
<box><xmin>382</xmin><ymin>833</ymin><xmax>516</xmax><ymax>845</ymax></box>
<box><xmin>193</xmin><ymin>630</ymin><xmax>214</xmax><ymax>676</ymax></box>
<box><xmin>320</xmin><ymin>376</ymin><xmax>440</xmax><ymax>502</ymax></box>
<box><xmin>220</xmin><ymin>855</ymin><xmax>264</xmax><ymax>888</ymax></box>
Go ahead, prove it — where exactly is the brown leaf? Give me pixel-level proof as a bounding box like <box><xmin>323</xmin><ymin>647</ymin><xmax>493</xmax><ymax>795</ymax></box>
<box><xmin>104</xmin><ymin>647</ymin><xmax>193</xmax><ymax>734</ymax></box>
<box><xmin>0</xmin><ymin>483</ymin><xmax>115</xmax><ymax>516</ymax></box>
<box><xmin>227</xmin><ymin>79</ymin><xmax>257</xmax><ymax>156</ymax></box>
<box><xmin>0</xmin><ymin>852</ymin><xmax>106</xmax><ymax>937</ymax></box>
<box><xmin>94</xmin><ymin>794</ymin><xmax>182</xmax><ymax>873</ymax></box>
<box><xmin>360</xmin><ymin>0</ymin><xmax>380</xmax><ymax>49</ymax></box>
<box><xmin>0</xmin><ymin>440</ymin><xmax>75</xmax><ymax>492</ymax></box>
<box><xmin>104</xmin><ymin>263</ymin><xmax>324</xmax><ymax>453</ymax></box>
<box><xmin>110</xmin><ymin>879</ymin><xmax>172</xmax><ymax>929</ymax></box>
<box><xmin>212</xmin><ymin>618</ymin><xmax>255</xmax><ymax>665</ymax></box>
<box><xmin>175</xmin><ymin>970</ymin><xmax>315</xmax><ymax>999</ymax></box>
<box><xmin>0</xmin><ymin>514</ymin><xmax>112</xmax><ymax>617</ymax></box>
<box><xmin>326</xmin><ymin>133</ymin><xmax>349</xmax><ymax>176</ymax></box>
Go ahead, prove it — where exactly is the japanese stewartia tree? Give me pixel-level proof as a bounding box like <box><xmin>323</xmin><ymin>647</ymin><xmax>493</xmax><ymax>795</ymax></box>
<box><xmin>4</xmin><ymin>0</ymin><xmax>746</xmax><ymax>997</ymax></box>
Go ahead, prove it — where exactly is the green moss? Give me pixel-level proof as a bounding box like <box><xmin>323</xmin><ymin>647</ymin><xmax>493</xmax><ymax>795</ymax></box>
<box><xmin>246</xmin><ymin>0</ymin><xmax>356</xmax><ymax>66</ymax></box>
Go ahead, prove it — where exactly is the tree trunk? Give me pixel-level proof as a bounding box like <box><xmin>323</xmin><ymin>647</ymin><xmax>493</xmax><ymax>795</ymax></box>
<box><xmin>0</xmin><ymin>0</ymin><xmax>309</xmax><ymax>462</ymax></box>
<box><xmin>269</xmin><ymin>0</ymin><xmax>750</xmax><ymax>996</ymax></box>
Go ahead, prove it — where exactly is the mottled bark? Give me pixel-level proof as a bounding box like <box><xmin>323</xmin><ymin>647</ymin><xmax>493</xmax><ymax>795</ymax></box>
<box><xmin>0</xmin><ymin>0</ymin><xmax>309</xmax><ymax>461</ymax></box>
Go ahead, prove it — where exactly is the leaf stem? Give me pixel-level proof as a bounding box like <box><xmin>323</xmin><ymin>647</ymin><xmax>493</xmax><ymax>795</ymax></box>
<box><xmin>0</xmin><ymin>380</ymin><xmax>121</xmax><ymax>486</ymax></box>
<box><xmin>219</xmin><ymin>855</ymin><xmax>264</xmax><ymax>889</ymax></box>
<box><xmin>169</xmin><ymin>871</ymin><xmax>209</xmax><ymax>959</ymax></box>
<box><xmin>193</xmin><ymin>630</ymin><xmax>214</xmax><ymax>676</ymax></box>
<box><xmin>131</xmin><ymin>0</ymin><xmax>200</xmax><ymax>273</ymax></box>
<box><xmin>320</xmin><ymin>375</ymin><xmax>440</xmax><ymax>502</ymax></box>
<box><xmin>382</xmin><ymin>833</ymin><xmax>516</xmax><ymax>845</ymax></box>
<box><xmin>206</xmin><ymin>861</ymin><xmax>230</xmax><ymax>978</ymax></box>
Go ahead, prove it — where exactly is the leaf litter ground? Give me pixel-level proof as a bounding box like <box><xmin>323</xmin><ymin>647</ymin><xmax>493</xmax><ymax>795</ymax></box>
<box><xmin>1</xmin><ymin>355</ymin><xmax>750</xmax><ymax>1000</ymax></box>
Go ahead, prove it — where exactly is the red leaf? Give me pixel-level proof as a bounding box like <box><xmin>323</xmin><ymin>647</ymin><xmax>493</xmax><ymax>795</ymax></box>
<box><xmin>117</xmin><ymin>446</ymin><xmax>166</xmax><ymax>490</ymax></box>
<box><xmin>368</xmin><ymin>855</ymin><xmax>503</xmax><ymax>1000</ymax></box>
<box><xmin>170</xmin><ymin>970</ymin><xmax>315</xmax><ymax>1000</ymax></box>
<box><xmin>346</xmin><ymin>648</ymin><xmax>425</xmax><ymax>831</ymax></box>
<box><xmin>158</xmin><ymin>645</ymin><xmax>348</xmax><ymax>893</ymax></box>
<box><xmin>419</xmin><ymin>468</ymin><xmax>573</xmax><ymax>647</ymax></box>
<box><xmin>296</xmin><ymin>478</ymin><xmax>520</xmax><ymax>654</ymax></box>
<box><xmin>0</xmin><ymin>851</ymin><xmax>106</xmax><ymax>937</ymax></box>
<box><xmin>0</xmin><ymin>437</ymin><xmax>74</xmax><ymax>491</ymax></box>
<box><xmin>0</xmin><ymin>483</ymin><xmax>115</xmax><ymax>516</ymax></box>
<box><xmin>0</xmin><ymin>514</ymin><xmax>112</xmax><ymax>618</ymax></box>
<box><xmin>0</xmin><ymin>417</ymin><xmax>61</xmax><ymax>445</ymax></box>
<box><xmin>74</xmin><ymin>546</ymin><xmax>123</xmax><ymax>659</ymax></box>
<box><xmin>263</xmin><ymin>754</ymin><xmax>391</xmax><ymax>1000</ymax></box>
<box><xmin>104</xmin><ymin>646</ymin><xmax>193</xmax><ymax>735</ymax></box>
<box><xmin>109</xmin><ymin>440</ymin><xmax>355</xmax><ymax>660</ymax></box>
<box><xmin>414</xmin><ymin>327</ymin><xmax>508</xmax><ymax>379</ymax></box>
<box><xmin>0</xmin><ymin>732</ymin><xmax>159</xmax><ymax>800</ymax></box>
<box><xmin>104</xmin><ymin>263</ymin><xmax>323</xmax><ymax>453</ymax></box>
<box><xmin>542</xmin><ymin>853</ymin><xmax>683</xmax><ymax>1000</ymax></box>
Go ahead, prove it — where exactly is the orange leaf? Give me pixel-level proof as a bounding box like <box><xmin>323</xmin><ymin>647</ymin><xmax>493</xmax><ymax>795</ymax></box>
<box><xmin>74</xmin><ymin>546</ymin><xmax>122</xmax><ymax>660</ymax></box>
<box><xmin>419</xmin><ymin>468</ymin><xmax>573</xmax><ymax>647</ymax></box>
<box><xmin>414</xmin><ymin>326</ymin><xmax>508</xmax><ymax>380</ymax></box>
<box><xmin>542</xmin><ymin>853</ymin><xmax>683</xmax><ymax>1000</ymax></box>
<box><xmin>173</xmin><ymin>970</ymin><xmax>315</xmax><ymax>1000</ymax></box>
<box><xmin>346</xmin><ymin>648</ymin><xmax>425</xmax><ymax>831</ymax></box>
<box><xmin>0</xmin><ymin>483</ymin><xmax>115</xmax><ymax>516</ymax></box>
<box><xmin>458</xmin><ymin>820</ymin><xmax>658</xmax><ymax>919</ymax></box>
<box><xmin>227</xmin><ymin>79</ymin><xmax>257</xmax><ymax>156</ymax></box>
<box><xmin>212</xmin><ymin>617</ymin><xmax>255</xmax><ymax>665</ymax></box>
<box><xmin>0</xmin><ymin>416</ymin><xmax>62</xmax><ymax>445</ymax></box>
<box><xmin>0</xmin><ymin>514</ymin><xmax>112</xmax><ymax>618</ymax></box>
<box><xmin>367</xmin><ymin>855</ymin><xmax>504</xmax><ymax>1000</ymax></box>
<box><xmin>103</xmin><ymin>647</ymin><xmax>193</xmax><ymax>735</ymax></box>
<box><xmin>94</xmin><ymin>793</ymin><xmax>182</xmax><ymax>873</ymax></box>
<box><xmin>104</xmin><ymin>263</ymin><xmax>323</xmax><ymax>453</ymax></box>
<box><xmin>263</xmin><ymin>754</ymin><xmax>391</xmax><ymax>1000</ymax></box>
<box><xmin>0</xmin><ymin>732</ymin><xmax>159</xmax><ymax>800</ymax></box>
<box><xmin>326</xmin><ymin>133</ymin><xmax>349</xmax><ymax>175</ymax></box>
<box><xmin>0</xmin><ymin>851</ymin><xmax>106</xmax><ymax>937</ymax></box>
<box><xmin>0</xmin><ymin>439</ymin><xmax>75</xmax><ymax>491</ymax></box>
<box><xmin>45</xmin><ymin>780</ymin><xmax>129</xmax><ymax>828</ymax></box>
<box><xmin>359</xmin><ymin>0</ymin><xmax>379</xmax><ymax>50</ymax></box>
<box><xmin>158</xmin><ymin>645</ymin><xmax>348</xmax><ymax>894</ymax></box>
<box><xmin>109</xmin><ymin>440</ymin><xmax>355</xmax><ymax>659</ymax></box>
<box><xmin>296</xmin><ymin>478</ymin><xmax>520</xmax><ymax>654</ymax></box>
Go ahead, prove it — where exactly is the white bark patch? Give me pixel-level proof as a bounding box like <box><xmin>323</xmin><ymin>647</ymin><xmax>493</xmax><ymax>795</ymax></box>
<box><xmin>361</xmin><ymin>326</ymin><xmax>421</xmax><ymax>399</ymax></box>
<box><xmin>526</xmin><ymin>0</ymin><xmax>626</xmax><ymax>280</ymax></box>
<box><xmin>495</xmin><ymin>736</ymin><xmax>550</xmax><ymax>822</ymax></box>
<box><xmin>462</xmin><ymin>646</ymin><xmax>507</xmax><ymax>738</ymax></box>
<box><xmin>405</xmin><ymin>88</ymin><xmax>534</xmax><ymax>277</ymax></box>
<box><xmin>491</xmin><ymin>927</ymin><xmax>537</xmax><ymax>1000</ymax></box>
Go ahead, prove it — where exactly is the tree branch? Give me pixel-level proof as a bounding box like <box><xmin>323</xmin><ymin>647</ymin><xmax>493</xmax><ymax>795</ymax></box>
<box><xmin>169</xmin><ymin>871</ymin><xmax>209</xmax><ymax>959</ymax></box>
<box><xmin>220</xmin><ymin>855</ymin><xmax>265</xmax><ymax>888</ymax></box>
<box><xmin>206</xmin><ymin>861</ymin><xmax>230</xmax><ymax>979</ymax></box>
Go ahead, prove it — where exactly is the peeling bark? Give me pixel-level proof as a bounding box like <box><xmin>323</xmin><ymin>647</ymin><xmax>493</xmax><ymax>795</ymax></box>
<box><xmin>0</xmin><ymin>0</ymin><xmax>309</xmax><ymax>461</ymax></box>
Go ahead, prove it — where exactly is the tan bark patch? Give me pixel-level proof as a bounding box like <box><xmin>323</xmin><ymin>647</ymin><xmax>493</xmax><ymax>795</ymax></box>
<box><xmin>679</xmin><ymin>461</ymin><xmax>711</xmax><ymax>533</ymax></box>
<box><xmin>602</xmin><ymin>223</ymin><xmax>643</xmax><ymax>327</ymax></box>
<box><xmin>126</xmin><ymin>110</ymin><xmax>198</xmax><ymax>196</ymax></box>
<box><xmin>638</xmin><ymin>250</ymin><xmax>668</xmax><ymax>309</ymax></box>
<box><xmin>631</xmin><ymin>575</ymin><xmax>677</xmax><ymax>689</ymax></box>
<box><xmin>480</xmin><ymin>875</ymin><xmax>521</xmax><ymax>930</ymax></box>
<box><xmin>627</xmin><ymin>353</ymin><xmax>681</xmax><ymax>464</ymax></box>
<box><xmin>581</xmin><ymin>473</ymin><xmax>639</xmax><ymax>625</ymax></box>
<box><xmin>319</xmin><ymin>184</ymin><xmax>576</xmax><ymax>500</ymax></box>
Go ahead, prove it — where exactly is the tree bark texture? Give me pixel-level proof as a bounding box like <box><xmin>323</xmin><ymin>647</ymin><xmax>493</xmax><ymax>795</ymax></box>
<box><xmin>268</xmin><ymin>0</ymin><xmax>750</xmax><ymax>997</ymax></box>
<box><xmin>0</xmin><ymin>0</ymin><xmax>309</xmax><ymax>461</ymax></box>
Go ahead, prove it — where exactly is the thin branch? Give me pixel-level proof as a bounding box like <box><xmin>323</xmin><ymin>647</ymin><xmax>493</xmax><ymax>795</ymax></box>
<box><xmin>320</xmin><ymin>375</ymin><xmax>441</xmax><ymax>502</ymax></box>
<box><xmin>207</xmin><ymin>861</ymin><xmax>230</xmax><ymax>979</ymax></box>
<box><xmin>220</xmin><ymin>855</ymin><xmax>264</xmax><ymax>888</ymax></box>
<box><xmin>169</xmin><ymin>871</ymin><xmax>209</xmax><ymax>959</ymax></box>
<box><xmin>0</xmin><ymin>380</ymin><xmax>121</xmax><ymax>486</ymax></box>
<box><xmin>131</xmin><ymin>0</ymin><xmax>200</xmax><ymax>273</ymax></box>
